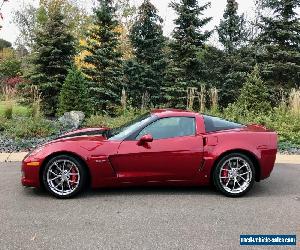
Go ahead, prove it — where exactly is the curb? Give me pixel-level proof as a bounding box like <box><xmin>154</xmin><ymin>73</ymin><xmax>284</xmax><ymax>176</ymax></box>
<box><xmin>0</xmin><ymin>152</ymin><xmax>28</xmax><ymax>163</ymax></box>
<box><xmin>0</xmin><ymin>152</ymin><xmax>300</xmax><ymax>164</ymax></box>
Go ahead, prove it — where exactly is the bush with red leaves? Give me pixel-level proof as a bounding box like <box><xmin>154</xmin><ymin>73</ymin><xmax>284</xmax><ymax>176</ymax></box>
<box><xmin>3</xmin><ymin>76</ymin><xmax>25</xmax><ymax>88</ymax></box>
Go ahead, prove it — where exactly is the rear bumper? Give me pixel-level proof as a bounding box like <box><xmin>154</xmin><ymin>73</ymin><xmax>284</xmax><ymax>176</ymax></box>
<box><xmin>21</xmin><ymin>160</ymin><xmax>41</xmax><ymax>188</ymax></box>
<box><xmin>260</xmin><ymin>149</ymin><xmax>277</xmax><ymax>180</ymax></box>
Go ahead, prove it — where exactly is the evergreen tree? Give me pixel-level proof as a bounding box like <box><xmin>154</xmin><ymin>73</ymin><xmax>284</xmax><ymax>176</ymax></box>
<box><xmin>58</xmin><ymin>67</ymin><xmax>90</xmax><ymax>115</ymax></box>
<box><xmin>215</xmin><ymin>0</ymin><xmax>253</xmax><ymax>107</ymax></box>
<box><xmin>257</xmin><ymin>0</ymin><xmax>300</xmax><ymax>89</ymax></box>
<box><xmin>125</xmin><ymin>0</ymin><xmax>166</xmax><ymax>107</ymax></box>
<box><xmin>30</xmin><ymin>1</ymin><xmax>75</xmax><ymax>116</ymax></box>
<box><xmin>164</xmin><ymin>0</ymin><xmax>212</xmax><ymax>108</ymax></box>
<box><xmin>236</xmin><ymin>65</ymin><xmax>271</xmax><ymax>114</ymax></box>
<box><xmin>217</xmin><ymin>0</ymin><xmax>248</xmax><ymax>53</ymax></box>
<box><xmin>83</xmin><ymin>0</ymin><xmax>123</xmax><ymax>113</ymax></box>
<box><xmin>219</xmin><ymin>46</ymin><xmax>256</xmax><ymax>107</ymax></box>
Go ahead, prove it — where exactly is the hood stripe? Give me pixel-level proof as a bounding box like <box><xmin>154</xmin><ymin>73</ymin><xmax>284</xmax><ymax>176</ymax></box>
<box><xmin>56</xmin><ymin>130</ymin><xmax>105</xmax><ymax>140</ymax></box>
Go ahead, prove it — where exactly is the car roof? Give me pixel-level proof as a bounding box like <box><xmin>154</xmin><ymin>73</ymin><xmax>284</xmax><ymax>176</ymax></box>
<box><xmin>151</xmin><ymin>109</ymin><xmax>199</xmax><ymax>118</ymax></box>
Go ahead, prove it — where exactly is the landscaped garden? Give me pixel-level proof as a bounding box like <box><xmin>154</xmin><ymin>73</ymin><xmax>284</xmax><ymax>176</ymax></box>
<box><xmin>0</xmin><ymin>0</ymin><xmax>299</xmax><ymax>154</ymax></box>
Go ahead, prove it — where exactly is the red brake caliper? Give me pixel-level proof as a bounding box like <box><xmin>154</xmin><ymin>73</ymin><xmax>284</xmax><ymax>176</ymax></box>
<box><xmin>70</xmin><ymin>167</ymin><xmax>78</xmax><ymax>187</ymax></box>
<box><xmin>221</xmin><ymin>166</ymin><xmax>229</xmax><ymax>184</ymax></box>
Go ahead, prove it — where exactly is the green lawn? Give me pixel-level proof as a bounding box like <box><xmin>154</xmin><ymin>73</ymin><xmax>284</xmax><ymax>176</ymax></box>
<box><xmin>0</xmin><ymin>101</ymin><xmax>30</xmax><ymax>117</ymax></box>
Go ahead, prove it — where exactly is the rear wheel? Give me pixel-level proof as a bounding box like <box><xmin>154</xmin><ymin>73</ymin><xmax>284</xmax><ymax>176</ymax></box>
<box><xmin>42</xmin><ymin>155</ymin><xmax>87</xmax><ymax>198</ymax></box>
<box><xmin>213</xmin><ymin>153</ymin><xmax>255</xmax><ymax>197</ymax></box>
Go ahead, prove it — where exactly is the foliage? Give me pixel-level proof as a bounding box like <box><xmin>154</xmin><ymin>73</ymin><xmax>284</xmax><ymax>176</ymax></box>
<box><xmin>85</xmin><ymin>108</ymin><xmax>141</xmax><ymax>128</ymax></box>
<box><xmin>217</xmin><ymin>0</ymin><xmax>248</xmax><ymax>53</ymax></box>
<box><xmin>257</xmin><ymin>0</ymin><xmax>300</xmax><ymax>89</ymax></box>
<box><xmin>58</xmin><ymin>67</ymin><xmax>90</xmax><ymax>115</ymax></box>
<box><xmin>13</xmin><ymin>4</ymin><xmax>37</xmax><ymax>49</ymax></box>
<box><xmin>0</xmin><ymin>38</ymin><xmax>12</xmax><ymax>50</ymax></box>
<box><xmin>0</xmin><ymin>58</ymin><xmax>22</xmax><ymax>79</ymax></box>
<box><xmin>13</xmin><ymin>1</ymin><xmax>90</xmax><ymax>49</ymax></box>
<box><xmin>3</xmin><ymin>76</ymin><xmax>25</xmax><ymax>89</ymax></box>
<box><xmin>3</xmin><ymin>102</ymin><xmax>13</xmax><ymax>119</ymax></box>
<box><xmin>289</xmin><ymin>88</ymin><xmax>300</xmax><ymax>116</ymax></box>
<box><xmin>30</xmin><ymin>0</ymin><xmax>76</xmax><ymax>116</ymax></box>
<box><xmin>164</xmin><ymin>0</ymin><xmax>212</xmax><ymax>108</ymax></box>
<box><xmin>3</xmin><ymin>118</ymin><xmax>59</xmax><ymax>139</ymax></box>
<box><xmin>214</xmin><ymin>1</ymin><xmax>255</xmax><ymax>107</ymax></box>
<box><xmin>125</xmin><ymin>0</ymin><xmax>166</xmax><ymax>107</ymax></box>
<box><xmin>0</xmin><ymin>101</ymin><xmax>30</xmax><ymax>117</ymax></box>
<box><xmin>116</xmin><ymin>0</ymin><xmax>137</xmax><ymax>60</ymax></box>
<box><xmin>232</xmin><ymin>65</ymin><xmax>272</xmax><ymax>115</ymax></box>
<box><xmin>83</xmin><ymin>0</ymin><xmax>123</xmax><ymax>114</ymax></box>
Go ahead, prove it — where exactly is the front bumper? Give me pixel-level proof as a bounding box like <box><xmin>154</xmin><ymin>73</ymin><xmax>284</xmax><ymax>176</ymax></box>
<box><xmin>21</xmin><ymin>160</ymin><xmax>41</xmax><ymax>188</ymax></box>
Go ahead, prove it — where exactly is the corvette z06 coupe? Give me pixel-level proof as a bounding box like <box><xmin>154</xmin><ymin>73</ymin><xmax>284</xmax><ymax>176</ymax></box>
<box><xmin>22</xmin><ymin>109</ymin><xmax>277</xmax><ymax>198</ymax></box>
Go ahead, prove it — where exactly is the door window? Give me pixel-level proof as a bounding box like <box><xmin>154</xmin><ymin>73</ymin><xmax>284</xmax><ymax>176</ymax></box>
<box><xmin>137</xmin><ymin>117</ymin><xmax>195</xmax><ymax>140</ymax></box>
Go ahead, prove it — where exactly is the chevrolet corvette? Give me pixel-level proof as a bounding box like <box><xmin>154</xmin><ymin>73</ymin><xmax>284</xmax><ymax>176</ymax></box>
<box><xmin>22</xmin><ymin>109</ymin><xmax>277</xmax><ymax>198</ymax></box>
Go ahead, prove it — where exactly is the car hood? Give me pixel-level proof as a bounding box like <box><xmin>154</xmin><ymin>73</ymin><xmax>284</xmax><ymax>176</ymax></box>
<box><xmin>42</xmin><ymin>127</ymin><xmax>110</xmax><ymax>146</ymax></box>
<box><xmin>28</xmin><ymin>127</ymin><xmax>116</xmax><ymax>157</ymax></box>
<box><xmin>57</xmin><ymin>127</ymin><xmax>109</xmax><ymax>139</ymax></box>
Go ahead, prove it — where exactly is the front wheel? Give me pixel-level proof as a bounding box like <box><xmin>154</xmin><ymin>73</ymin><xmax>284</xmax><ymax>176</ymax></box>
<box><xmin>213</xmin><ymin>153</ymin><xmax>255</xmax><ymax>197</ymax></box>
<box><xmin>42</xmin><ymin>155</ymin><xmax>87</xmax><ymax>198</ymax></box>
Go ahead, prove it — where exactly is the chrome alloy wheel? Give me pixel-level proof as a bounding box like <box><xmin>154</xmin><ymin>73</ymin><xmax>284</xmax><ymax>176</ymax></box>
<box><xmin>46</xmin><ymin>159</ymin><xmax>80</xmax><ymax>196</ymax></box>
<box><xmin>219</xmin><ymin>157</ymin><xmax>253</xmax><ymax>194</ymax></box>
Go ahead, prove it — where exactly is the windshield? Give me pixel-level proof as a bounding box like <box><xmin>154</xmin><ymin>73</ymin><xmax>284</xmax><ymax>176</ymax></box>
<box><xmin>108</xmin><ymin>113</ymin><xmax>154</xmax><ymax>141</ymax></box>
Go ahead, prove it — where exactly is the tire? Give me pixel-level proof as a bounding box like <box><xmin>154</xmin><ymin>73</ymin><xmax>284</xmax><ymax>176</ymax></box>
<box><xmin>213</xmin><ymin>153</ymin><xmax>255</xmax><ymax>197</ymax></box>
<box><xmin>42</xmin><ymin>155</ymin><xmax>87</xmax><ymax>199</ymax></box>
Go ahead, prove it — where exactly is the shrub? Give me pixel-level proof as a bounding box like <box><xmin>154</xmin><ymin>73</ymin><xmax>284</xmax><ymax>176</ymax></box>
<box><xmin>4</xmin><ymin>118</ymin><xmax>59</xmax><ymax>139</ymax></box>
<box><xmin>58</xmin><ymin>67</ymin><xmax>90</xmax><ymax>116</ymax></box>
<box><xmin>85</xmin><ymin>108</ymin><xmax>141</xmax><ymax>128</ymax></box>
<box><xmin>4</xmin><ymin>76</ymin><xmax>24</xmax><ymax>89</ymax></box>
<box><xmin>289</xmin><ymin>88</ymin><xmax>300</xmax><ymax>116</ymax></box>
<box><xmin>0</xmin><ymin>117</ymin><xmax>8</xmax><ymax>131</ymax></box>
<box><xmin>0</xmin><ymin>58</ymin><xmax>22</xmax><ymax>78</ymax></box>
<box><xmin>3</xmin><ymin>102</ymin><xmax>13</xmax><ymax>119</ymax></box>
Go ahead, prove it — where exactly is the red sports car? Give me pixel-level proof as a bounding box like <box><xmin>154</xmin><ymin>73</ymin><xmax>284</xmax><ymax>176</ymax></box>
<box><xmin>22</xmin><ymin>109</ymin><xmax>277</xmax><ymax>198</ymax></box>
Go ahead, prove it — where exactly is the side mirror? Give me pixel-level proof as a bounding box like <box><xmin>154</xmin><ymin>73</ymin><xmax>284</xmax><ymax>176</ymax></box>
<box><xmin>138</xmin><ymin>134</ymin><xmax>153</xmax><ymax>145</ymax></box>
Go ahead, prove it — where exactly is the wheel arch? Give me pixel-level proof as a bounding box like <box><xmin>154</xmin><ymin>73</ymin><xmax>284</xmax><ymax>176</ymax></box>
<box><xmin>39</xmin><ymin>151</ymin><xmax>91</xmax><ymax>188</ymax></box>
<box><xmin>209</xmin><ymin>149</ymin><xmax>261</xmax><ymax>184</ymax></box>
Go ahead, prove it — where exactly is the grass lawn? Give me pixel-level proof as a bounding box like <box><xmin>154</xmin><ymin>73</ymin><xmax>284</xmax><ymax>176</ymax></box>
<box><xmin>0</xmin><ymin>101</ymin><xmax>30</xmax><ymax>117</ymax></box>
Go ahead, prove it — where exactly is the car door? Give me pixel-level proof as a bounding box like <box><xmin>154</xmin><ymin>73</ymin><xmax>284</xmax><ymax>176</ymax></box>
<box><xmin>110</xmin><ymin>116</ymin><xmax>204</xmax><ymax>182</ymax></box>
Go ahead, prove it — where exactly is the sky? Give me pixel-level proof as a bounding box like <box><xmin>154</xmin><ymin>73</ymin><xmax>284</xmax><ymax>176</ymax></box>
<box><xmin>0</xmin><ymin>0</ymin><xmax>256</xmax><ymax>46</ymax></box>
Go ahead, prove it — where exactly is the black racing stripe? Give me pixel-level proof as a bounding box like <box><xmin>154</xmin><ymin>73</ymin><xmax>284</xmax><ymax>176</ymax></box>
<box><xmin>56</xmin><ymin>130</ymin><xmax>105</xmax><ymax>140</ymax></box>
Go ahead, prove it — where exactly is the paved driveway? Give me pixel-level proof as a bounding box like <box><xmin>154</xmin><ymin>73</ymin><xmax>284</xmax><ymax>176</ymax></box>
<box><xmin>0</xmin><ymin>162</ymin><xmax>299</xmax><ymax>250</ymax></box>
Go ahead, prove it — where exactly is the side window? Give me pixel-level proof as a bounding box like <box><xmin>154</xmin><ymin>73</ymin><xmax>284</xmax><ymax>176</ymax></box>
<box><xmin>203</xmin><ymin>115</ymin><xmax>244</xmax><ymax>132</ymax></box>
<box><xmin>137</xmin><ymin>117</ymin><xmax>196</xmax><ymax>140</ymax></box>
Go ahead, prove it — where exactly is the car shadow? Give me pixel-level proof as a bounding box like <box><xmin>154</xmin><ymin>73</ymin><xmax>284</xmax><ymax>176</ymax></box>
<box><xmin>81</xmin><ymin>185</ymin><xmax>219</xmax><ymax>199</ymax></box>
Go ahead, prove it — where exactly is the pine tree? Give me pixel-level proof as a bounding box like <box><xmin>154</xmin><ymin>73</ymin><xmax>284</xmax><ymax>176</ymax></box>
<box><xmin>58</xmin><ymin>67</ymin><xmax>90</xmax><ymax>115</ymax></box>
<box><xmin>125</xmin><ymin>0</ymin><xmax>166</xmax><ymax>107</ymax></box>
<box><xmin>164</xmin><ymin>0</ymin><xmax>212</xmax><ymax>108</ymax></box>
<box><xmin>30</xmin><ymin>1</ymin><xmax>75</xmax><ymax>116</ymax></box>
<box><xmin>236</xmin><ymin>65</ymin><xmax>271</xmax><ymax>114</ymax></box>
<box><xmin>257</xmin><ymin>0</ymin><xmax>300</xmax><ymax>89</ymax></box>
<box><xmin>215</xmin><ymin>0</ymin><xmax>253</xmax><ymax>107</ymax></box>
<box><xmin>83</xmin><ymin>0</ymin><xmax>123</xmax><ymax>113</ymax></box>
<box><xmin>217</xmin><ymin>0</ymin><xmax>248</xmax><ymax>53</ymax></box>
